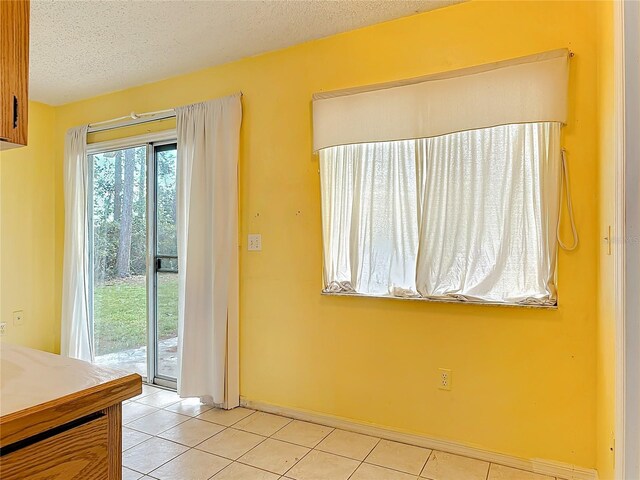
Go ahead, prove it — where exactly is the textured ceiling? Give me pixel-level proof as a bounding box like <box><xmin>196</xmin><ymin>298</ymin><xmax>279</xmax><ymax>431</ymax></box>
<box><xmin>30</xmin><ymin>0</ymin><xmax>461</xmax><ymax>105</ymax></box>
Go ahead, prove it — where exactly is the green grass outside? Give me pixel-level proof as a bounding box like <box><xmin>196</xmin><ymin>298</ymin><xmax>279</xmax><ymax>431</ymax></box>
<box><xmin>94</xmin><ymin>275</ymin><xmax>178</xmax><ymax>355</ymax></box>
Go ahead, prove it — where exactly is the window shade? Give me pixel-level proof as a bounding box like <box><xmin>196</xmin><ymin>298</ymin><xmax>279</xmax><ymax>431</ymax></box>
<box><xmin>313</xmin><ymin>49</ymin><xmax>569</xmax><ymax>152</ymax></box>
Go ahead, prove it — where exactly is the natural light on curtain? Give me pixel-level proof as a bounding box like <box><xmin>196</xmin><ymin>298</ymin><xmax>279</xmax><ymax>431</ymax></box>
<box><xmin>176</xmin><ymin>94</ymin><xmax>242</xmax><ymax>408</ymax></box>
<box><xmin>320</xmin><ymin>122</ymin><xmax>561</xmax><ymax>305</ymax></box>
<box><xmin>61</xmin><ymin>125</ymin><xmax>93</xmax><ymax>361</ymax></box>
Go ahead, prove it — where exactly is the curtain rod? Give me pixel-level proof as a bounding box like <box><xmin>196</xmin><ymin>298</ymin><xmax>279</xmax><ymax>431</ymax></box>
<box><xmin>87</xmin><ymin>109</ymin><xmax>175</xmax><ymax>134</ymax></box>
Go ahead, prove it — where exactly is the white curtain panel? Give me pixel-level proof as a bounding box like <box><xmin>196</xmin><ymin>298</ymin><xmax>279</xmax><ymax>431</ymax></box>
<box><xmin>320</xmin><ymin>122</ymin><xmax>561</xmax><ymax>305</ymax></box>
<box><xmin>320</xmin><ymin>141</ymin><xmax>419</xmax><ymax>297</ymax></box>
<box><xmin>176</xmin><ymin>94</ymin><xmax>242</xmax><ymax>408</ymax></box>
<box><xmin>415</xmin><ymin>122</ymin><xmax>561</xmax><ymax>304</ymax></box>
<box><xmin>61</xmin><ymin>125</ymin><xmax>92</xmax><ymax>361</ymax></box>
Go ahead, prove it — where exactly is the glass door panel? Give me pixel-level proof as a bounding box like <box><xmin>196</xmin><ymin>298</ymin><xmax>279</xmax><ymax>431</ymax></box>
<box><xmin>91</xmin><ymin>145</ymin><xmax>148</xmax><ymax>377</ymax></box>
<box><xmin>154</xmin><ymin>143</ymin><xmax>178</xmax><ymax>381</ymax></box>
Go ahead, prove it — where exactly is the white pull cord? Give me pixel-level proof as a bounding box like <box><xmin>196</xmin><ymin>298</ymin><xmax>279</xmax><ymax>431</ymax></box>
<box><xmin>557</xmin><ymin>148</ymin><xmax>579</xmax><ymax>251</ymax></box>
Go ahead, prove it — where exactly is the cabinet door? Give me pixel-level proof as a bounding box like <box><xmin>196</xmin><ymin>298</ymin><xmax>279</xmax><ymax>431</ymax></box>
<box><xmin>0</xmin><ymin>0</ymin><xmax>29</xmax><ymax>147</ymax></box>
<box><xmin>0</xmin><ymin>415</ymin><xmax>110</xmax><ymax>480</ymax></box>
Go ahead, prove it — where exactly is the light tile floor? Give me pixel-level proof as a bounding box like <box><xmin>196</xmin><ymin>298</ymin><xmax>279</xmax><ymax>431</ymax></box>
<box><xmin>122</xmin><ymin>385</ymin><xmax>566</xmax><ymax>480</ymax></box>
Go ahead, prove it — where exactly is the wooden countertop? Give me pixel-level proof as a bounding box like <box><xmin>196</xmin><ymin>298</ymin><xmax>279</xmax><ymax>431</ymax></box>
<box><xmin>0</xmin><ymin>343</ymin><xmax>141</xmax><ymax>448</ymax></box>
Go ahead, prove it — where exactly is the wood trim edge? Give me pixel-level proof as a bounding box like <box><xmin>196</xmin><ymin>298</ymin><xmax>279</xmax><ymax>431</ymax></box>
<box><xmin>0</xmin><ymin>374</ymin><xmax>141</xmax><ymax>448</ymax></box>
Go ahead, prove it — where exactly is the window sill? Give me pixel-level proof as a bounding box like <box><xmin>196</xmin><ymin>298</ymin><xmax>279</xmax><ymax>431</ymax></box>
<box><xmin>320</xmin><ymin>291</ymin><xmax>558</xmax><ymax>310</ymax></box>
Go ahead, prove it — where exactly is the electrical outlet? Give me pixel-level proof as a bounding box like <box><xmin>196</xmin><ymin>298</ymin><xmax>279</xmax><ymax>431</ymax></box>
<box><xmin>248</xmin><ymin>234</ymin><xmax>262</xmax><ymax>251</ymax></box>
<box><xmin>439</xmin><ymin>368</ymin><xmax>452</xmax><ymax>390</ymax></box>
<box><xmin>0</xmin><ymin>322</ymin><xmax>6</xmax><ymax>336</ymax></box>
<box><xmin>13</xmin><ymin>310</ymin><xmax>24</xmax><ymax>326</ymax></box>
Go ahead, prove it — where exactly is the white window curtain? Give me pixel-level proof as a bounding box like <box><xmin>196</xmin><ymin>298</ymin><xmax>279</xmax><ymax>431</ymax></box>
<box><xmin>176</xmin><ymin>94</ymin><xmax>242</xmax><ymax>408</ymax></box>
<box><xmin>321</xmin><ymin>141</ymin><xmax>420</xmax><ymax>297</ymax></box>
<box><xmin>61</xmin><ymin>125</ymin><xmax>92</xmax><ymax>361</ymax></box>
<box><xmin>320</xmin><ymin>122</ymin><xmax>561</xmax><ymax>305</ymax></box>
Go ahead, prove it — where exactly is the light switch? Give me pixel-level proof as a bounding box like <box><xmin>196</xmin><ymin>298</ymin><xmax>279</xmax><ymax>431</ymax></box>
<box><xmin>248</xmin><ymin>234</ymin><xmax>262</xmax><ymax>251</ymax></box>
<box><xmin>13</xmin><ymin>310</ymin><xmax>24</xmax><ymax>326</ymax></box>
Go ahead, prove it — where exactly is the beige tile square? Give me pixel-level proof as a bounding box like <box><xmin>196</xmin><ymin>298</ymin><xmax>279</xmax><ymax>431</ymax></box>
<box><xmin>123</xmin><ymin>427</ymin><xmax>152</xmax><ymax>451</ymax></box>
<box><xmin>238</xmin><ymin>438</ymin><xmax>309</xmax><ymax>474</ymax></box>
<box><xmin>123</xmin><ymin>402</ymin><xmax>159</xmax><ymax>424</ymax></box>
<box><xmin>272</xmin><ymin>420</ymin><xmax>333</xmax><ymax>448</ymax></box>
<box><xmin>136</xmin><ymin>389</ymin><xmax>182</xmax><ymax>408</ymax></box>
<box><xmin>197</xmin><ymin>428</ymin><xmax>265</xmax><ymax>460</ymax></box>
<box><xmin>198</xmin><ymin>407</ymin><xmax>255</xmax><ymax>426</ymax></box>
<box><xmin>122</xmin><ymin>437</ymin><xmax>188</xmax><ymax>474</ymax></box>
<box><xmin>211</xmin><ymin>462</ymin><xmax>281</xmax><ymax>480</ymax></box>
<box><xmin>286</xmin><ymin>450</ymin><xmax>359</xmax><ymax>480</ymax></box>
<box><xmin>488</xmin><ymin>464</ymin><xmax>555</xmax><ymax>480</ymax></box>
<box><xmin>143</xmin><ymin>383</ymin><xmax>163</xmax><ymax>394</ymax></box>
<box><xmin>127</xmin><ymin>409</ymin><xmax>189</xmax><ymax>435</ymax></box>
<box><xmin>366</xmin><ymin>439</ymin><xmax>431</xmax><ymax>475</ymax></box>
<box><xmin>420</xmin><ymin>450</ymin><xmax>489</xmax><ymax>480</ymax></box>
<box><xmin>157</xmin><ymin>418</ymin><xmax>225</xmax><ymax>447</ymax></box>
<box><xmin>316</xmin><ymin>429</ymin><xmax>379</xmax><ymax>461</ymax></box>
<box><xmin>164</xmin><ymin>398</ymin><xmax>214</xmax><ymax>417</ymax></box>
<box><xmin>150</xmin><ymin>448</ymin><xmax>230</xmax><ymax>480</ymax></box>
<box><xmin>234</xmin><ymin>411</ymin><xmax>292</xmax><ymax>436</ymax></box>
<box><xmin>123</xmin><ymin>467</ymin><xmax>143</xmax><ymax>480</ymax></box>
<box><xmin>131</xmin><ymin>384</ymin><xmax>163</xmax><ymax>401</ymax></box>
<box><xmin>352</xmin><ymin>463</ymin><xmax>418</xmax><ymax>480</ymax></box>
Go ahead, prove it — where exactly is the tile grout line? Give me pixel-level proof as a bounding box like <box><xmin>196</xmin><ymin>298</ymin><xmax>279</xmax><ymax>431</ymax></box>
<box><xmin>237</xmin><ymin>417</ymin><xmax>337</xmax><ymax>478</ymax></box>
<box><xmin>265</xmin><ymin>421</ymin><xmax>334</xmax><ymax>450</ymax></box>
<box><xmin>221</xmin><ymin>434</ymin><xmax>270</xmax><ymax>467</ymax></box>
<box><xmin>146</xmin><ymin>446</ymin><xmax>228</xmax><ymax>479</ymax></box>
<box><xmin>279</xmin><ymin>442</ymin><xmax>316</xmax><ymax>478</ymax></box>
<box><xmin>344</xmin><ymin>459</ymin><xmax>364</xmax><ymax>480</ymax></box>
<box><xmin>420</xmin><ymin>448</ymin><xmax>436</xmax><ymax>479</ymax></box>
<box><xmin>205</xmin><ymin>411</ymin><xmax>306</xmax><ymax>477</ymax></box>
<box><xmin>125</xmin><ymin>413</ymin><xmax>192</xmax><ymax>437</ymax></box>
<box><xmin>349</xmin><ymin>436</ymin><xmax>382</xmax><ymax>479</ymax></box>
<box><xmin>313</xmin><ymin>433</ymin><xmax>381</xmax><ymax>463</ymax></box>
<box><xmin>196</xmin><ymin>410</ymin><xmax>286</xmax><ymax>476</ymax></box>
<box><xmin>234</xmin><ymin>458</ymin><xmax>291</xmax><ymax>478</ymax></box>
<box><xmin>157</xmin><ymin>421</ymin><xmax>227</xmax><ymax>449</ymax></box>
<box><xmin>124</xmin><ymin>437</ymin><xmax>190</xmax><ymax>477</ymax></box>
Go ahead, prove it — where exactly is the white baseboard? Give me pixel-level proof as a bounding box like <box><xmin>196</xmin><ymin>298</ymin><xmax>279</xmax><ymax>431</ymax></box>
<box><xmin>240</xmin><ymin>397</ymin><xmax>598</xmax><ymax>480</ymax></box>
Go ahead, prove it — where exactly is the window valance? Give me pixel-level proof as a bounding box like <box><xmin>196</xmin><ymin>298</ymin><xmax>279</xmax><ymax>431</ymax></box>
<box><xmin>312</xmin><ymin>49</ymin><xmax>569</xmax><ymax>152</ymax></box>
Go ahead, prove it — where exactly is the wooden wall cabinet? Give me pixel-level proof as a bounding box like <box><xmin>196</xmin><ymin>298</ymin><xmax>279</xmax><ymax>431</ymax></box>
<box><xmin>0</xmin><ymin>0</ymin><xmax>29</xmax><ymax>149</ymax></box>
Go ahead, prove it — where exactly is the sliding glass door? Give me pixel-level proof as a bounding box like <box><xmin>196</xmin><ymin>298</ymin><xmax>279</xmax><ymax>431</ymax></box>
<box><xmin>90</xmin><ymin>137</ymin><xmax>178</xmax><ymax>388</ymax></box>
<box><xmin>150</xmin><ymin>143</ymin><xmax>179</xmax><ymax>385</ymax></box>
<box><xmin>91</xmin><ymin>145</ymin><xmax>149</xmax><ymax>377</ymax></box>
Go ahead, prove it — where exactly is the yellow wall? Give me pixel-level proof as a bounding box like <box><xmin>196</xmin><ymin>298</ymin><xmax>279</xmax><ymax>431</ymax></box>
<box><xmin>52</xmin><ymin>0</ymin><xmax>600</xmax><ymax>468</ymax></box>
<box><xmin>596</xmin><ymin>1</ymin><xmax>617</xmax><ymax>479</ymax></box>
<box><xmin>0</xmin><ymin>102</ymin><xmax>57</xmax><ymax>352</ymax></box>
<box><xmin>0</xmin><ymin>0</ymin><xmax>611</xmax><ymax>471</ymax></box>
